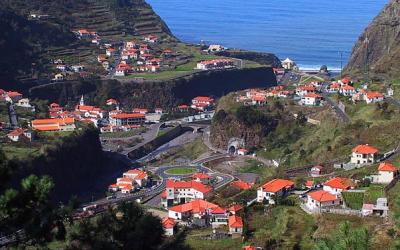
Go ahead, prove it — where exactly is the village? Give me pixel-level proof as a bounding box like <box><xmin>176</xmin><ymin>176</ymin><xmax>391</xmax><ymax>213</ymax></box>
<box><xmin>48</xmin><ymin>28</ymin><xmax>240</xmax><ymax>82</ymax></box>
<box><xmin>2</xmin><ymin>50</ymin><xmax>399</xmax><ymax>249</ymax></box>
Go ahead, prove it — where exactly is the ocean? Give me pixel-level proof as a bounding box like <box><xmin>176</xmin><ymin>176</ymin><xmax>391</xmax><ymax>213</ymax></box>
<box><xmin>147</xmin><ymin>0</ymin><xmax>387</xmax><ymax>70</ymax></box>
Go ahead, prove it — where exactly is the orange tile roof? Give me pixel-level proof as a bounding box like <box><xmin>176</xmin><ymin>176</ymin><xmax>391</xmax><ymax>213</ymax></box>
<box><xmin>192</xmin><ymin>96</ymin><xmax>214</xmax><ymax>102</ymax></box>
<box><xmin>231</xmin><ymin>180</ymin><xmax>253</xmax><ymax>190</ymax></box>
<box><xmin>298</xmin><ymin>85</ymin><xmax>315</xmax><ymax>91</ymax></box>
<box><xmin>33</xmin><ymin>125</ymin><xmax>60</xmax><ymax>131</ymax></box>
<box><xmin>352</xmin><ymin>144</ymin><xmax>379</xmax><ymax>154</ymax></box>
<box><xmin>341</xmin><ymin>84</ymin><xmax>355</xmax><ymax>90</ymax></box>
<box><xmin>308</xmin><ymin>190</ymin><xmax>338</xmax><ymax>202</ymax></box>
<box><xmin>305</xmin><ymin>180</ymin><xmax>314</xmax><ymax>187</ymax></box>
<box><xmin>118</xmin><ymin>177</ymin><xmax>134</xmax><ymax>183</ymax></box>
<box><xmin>7</xmin><ymin>128</ymin><xmax>26</xmax><ymax>137</ymax></box>
<box><xmin>210</xmin><ymin>206</ymin><xmax>226</xmax><ymax>214</ymax></box>
<box><xmin>169</xmin><ymin>199</ymin><xmax>219</xmax><ymax>214</ymax></box>
<box><xmin>243</xmin><ymin>246</ymin><xmax>256</xmax><ymax>250</ymax></box>
<box><xmin>162</xmin><ymin>217</ymin><xmax>175</xmax><ymax>229</ymax></box>
<box><xmin>192</xmin><ymin>172</ymin><xmax>210</xmax><ymax>179</ymax></box>
<box><xmin>31</xmin><ymin>117</ymin><xmax>74</xmax><ymax>125</ymax></box>
<box><xmin>161</xmin><ymin>190</ymin><xmax>167</xmax><ymax>199</ymax></box>
<box><xmin>166</xmin><ymin>180</ymin><xmax>212</xmax><ymax>194</ymax></box>
<box><xmin>304</xmin><ymin>93</ymin><xmax>322</xmax><ymax>98</ymax></box>
<box><xmin>378</xmin><ymin>162</ymin><xmax>397</xmax><ymax>172</ymax></box>
<box><xmin>261</xmin><ymin>179</ymin><xmax>294</xmax><ymax>193</ymax></box>
<box><xmin>228</xmin><ymin>204</ymin><xmax>243</xmax><ymax>212</ymax></box>
<box><xmin>228</xmin><ymin>215</ymin><xmax>243</xmax><ymax>228</ymax></box>
<box><xmin>324</xmin><ymin>177</ymin><xmax>354</xmax><ymax>190</ymax></box>
<box><xmin>366</xmin><ymin>91</ymin><xmax>384</xmax><ymax>99</ymax></box>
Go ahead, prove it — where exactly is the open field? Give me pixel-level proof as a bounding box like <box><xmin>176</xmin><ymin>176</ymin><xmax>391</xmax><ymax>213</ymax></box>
<box><xmin>164</xmin><ymin>167</ymin><xmax>197</xmax><ymax>175</ymax></box>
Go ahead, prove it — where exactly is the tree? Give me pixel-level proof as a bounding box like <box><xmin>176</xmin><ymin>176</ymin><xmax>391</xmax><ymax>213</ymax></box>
<box><xmin>313</xmin><ymin>221</ymin><xmax>369</xmax><ymax>250</ymax></box>
<box><xmin>0</xmin><ymin>174</ymin><xmax>67</xmax><ymax>246</ymax></box>
<box><xmin>67</xmin><ymin>202</ymin><xmax>189</xmax><ymax>250</ymax></box>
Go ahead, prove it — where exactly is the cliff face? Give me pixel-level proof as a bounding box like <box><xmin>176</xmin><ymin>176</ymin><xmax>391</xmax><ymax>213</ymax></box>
<box><xmin>29</xmin><ymin>67</ymin><xmax>277</xmax><ymax>109</ymax></box>
<box><xmin>345</xmin><ymin>0</ymin><xmax>400</xmax><ymax>79</ymax></box>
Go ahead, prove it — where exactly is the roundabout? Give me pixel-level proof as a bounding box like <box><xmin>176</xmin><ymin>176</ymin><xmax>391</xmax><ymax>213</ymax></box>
<box><xmin>164</xmin><ymin>167</ymin><xmax>197</xmax><ymax>175</ymax></box>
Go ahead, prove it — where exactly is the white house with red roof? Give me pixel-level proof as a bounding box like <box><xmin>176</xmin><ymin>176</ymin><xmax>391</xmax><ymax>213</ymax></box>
<box><xmin>192</xmin><ymin>172</ymin><xmax>211</xmax><ymax>185</ymax></box>
<box><xmin>162</xmin><ymin>217</ymin><xmax>175</xmax><ymax>236</ymax></box>
<box><xmin>327</xmin><ymin>83</ymin><xmax>341</xmax><ymax>93</ymax></box>
<box><xmin>228</xmin><ymin>215</ymin><xmax>243</xmax><ymax>236</ymax></box>
<box><xmin>295</xmin><ymin>85</ymin><xmax>315</xmax><ymax>97</ymax></box>
<box><xmin>310</xmin><ymin>165</ymin><xmax>323</xmax><ymax>177</ymax></box>
<box><xmin>191</xmin><ymin>96</ymin><xmax>214</xmax><ymax>110</ymax></box>
<box><xmin>7</xmin><ymin>128</ymin><xmax>32</xmax><ymax>142</ymax></box>
<box><xmin>210</xmin><ymin>206</ymin><xmax>229</xmax><ymax>228</ymax></box>
<box><xmin>323</xmin><ymin>177</ymin><xmax>354</xmax><ymax>195</ymax></box>
<box><xmin>365</xmin><ymin>91</ymin><xmax>384</xmax><ymax>104</ymax></box>
<box><xmin>300</xmin><ymin>93</ymin><xmax>323</xmax><ymax>106</ymax></box>
<box><xmin>122</xmin><ymin>169</ymin><xmax>148</xmax><ymax>187</ymax></box>
<box><xmin>371</xmin><ymin>162</ymin><xmax>398</xmax><ymax>184</ymax></box>
<box><xmin>350</xmin><ymin>144</ymin><xmax>379</xmax><ymax>165</ymax></box>
<box><xmin>167</xmin><ymin>199</ymin><xmax>219</xmax><ymax>220</ymax></box>
<box><xmin>339</xmin><ymin>85</ymin><xmax>356</xmax><ymax>96</ymax></box>
<box><xmin>144</xmin><ymin>35</ymin><xmax>158</xmax><ymax>43</ymax></box>
<box><xmin>306</xmin><ymin>190</ymin><xmax>341</xmax><ymax>211</ymax></box>
<box><xmin>256</xmin><ymin>179</ymin><xmax>295</xmax><ymax>204</ymax></box>
<box><xmin>228</xmin><ymin>204</ymin><xmax>243</xmax><ymax>215</ymax></box>
<box><xmin>106</xmin><ymin>99</ymin><xmax>118</xmax><ymax>106</ymax></box>
<box><xmin>162</xmin><ymin>179</ymin><xmax>212</xmax><ymax>208</ymax></box>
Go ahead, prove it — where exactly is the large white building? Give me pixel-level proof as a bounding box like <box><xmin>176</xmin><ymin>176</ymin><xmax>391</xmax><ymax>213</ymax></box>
<box><xmin>109</xmin><ymin>113</ymin><xmax>145</xmax><ymax>126</ymax></box>
<box><xmin>161</xmin><ymin>180</ymin><xmax>212</xmax><ymax>208</ymax></box>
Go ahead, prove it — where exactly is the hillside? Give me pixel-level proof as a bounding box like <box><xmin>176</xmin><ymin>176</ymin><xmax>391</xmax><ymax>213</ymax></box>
<box><xmin>345</xmin><ymin>0</ymin><xmax>400</xmax><ymax>79</ymax></box>
<box><xmin>0</xmin><ymin>0</ymin><xmax>172</xmax><ymax>88</ymax></box>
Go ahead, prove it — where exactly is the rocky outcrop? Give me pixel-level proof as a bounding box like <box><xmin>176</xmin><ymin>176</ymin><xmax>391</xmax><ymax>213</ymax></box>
<box><xmin>345</xmin><ymin>0</ymin><xmax>400</xmax><ymax>79</ymax></box>
<box><xmin>216</xmin><ymin>50</ymin><xmax>282</xmax><ymax>68</ymax></box>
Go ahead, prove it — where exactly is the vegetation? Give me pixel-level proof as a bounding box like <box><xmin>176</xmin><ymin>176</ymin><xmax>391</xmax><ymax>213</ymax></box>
<box><xmin>342</xmin><ymin>192</ymin><xmax>364</xmax><ymax>210</ymax></box>
<box><xmin>164</xmin><ymin>167</ymin><xmax>197</xmax><ymax>175</ymax></box>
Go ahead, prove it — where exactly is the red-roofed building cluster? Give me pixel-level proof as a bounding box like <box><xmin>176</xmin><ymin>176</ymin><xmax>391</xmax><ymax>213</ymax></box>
<box><xmin>257</xmin><ymin>179</ymin><xmax>295</xmax><ymax>204</ymax></box>
<box><xmin>109</xmin><ymin>169</ymin><xmax>148</xmax><ymax>194</ymax></box>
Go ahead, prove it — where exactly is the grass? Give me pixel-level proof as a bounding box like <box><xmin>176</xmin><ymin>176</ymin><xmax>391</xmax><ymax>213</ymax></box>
<box><xmin>342</xmin><ymin>192</ymin><xmax>364</xmax><ymax>209</ymax></box>
<box><xmin>363</xmin><ymin>184</ymin><xmax>385</xmax><ymax>203</ymax></box>
<box><xmin>100</xmin><ymin>127</ymin><xmax>146</xmax><ymax>138</ymax></box>
<box><xmin>238</xmin><ymin>159</ymin><xmax>275</xmax><ymax>181</ymax></box>
<box><xmin>2</xmin><ymin>145</ymin><xmax>41</xmax><ymax>160</ymax></box>
<box><xmin>248</xmin><ymin>205</ymin><xmax>316</xmax><ymax>249</ymax></box>
<box><xmin>185</xmin><ymin>228</ymin><xmax>242</xmax><ymax>250</ymax></box>
<box><xmin>164</xmin><ymin>167</ymin><xmax>197</xmax><ymax>175</ymax></box>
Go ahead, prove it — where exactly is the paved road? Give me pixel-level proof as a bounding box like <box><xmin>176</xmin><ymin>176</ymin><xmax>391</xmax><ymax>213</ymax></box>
<box><xmin>321</xmin><ymin>82</ymin><xmax>351</xmax><ymax>123</ymax></box>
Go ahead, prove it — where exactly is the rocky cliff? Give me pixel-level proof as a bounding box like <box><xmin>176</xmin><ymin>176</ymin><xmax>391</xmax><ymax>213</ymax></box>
<box><xmin>345</xmin><ymin>0</ymin><xmax>400</xmax><ymax>79</ymax></box>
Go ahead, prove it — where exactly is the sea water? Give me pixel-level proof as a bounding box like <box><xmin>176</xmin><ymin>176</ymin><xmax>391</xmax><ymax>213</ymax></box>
<box><xmin>147</xmin><ymin>0</ymin><xmax>387</xmax><ymax>70</ymax></box>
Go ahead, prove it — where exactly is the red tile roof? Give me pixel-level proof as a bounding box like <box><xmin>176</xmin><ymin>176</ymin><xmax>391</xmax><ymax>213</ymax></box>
<box><xmin>260</xmin><ymin>179</ymin><xmax>294</xmax><ymax>193</ymax></box>
<box><xmin>210</xmin><ymin>206</ymin><xmax>226</xmax><ymax>214</ymax></box>
<box><xmin>169</xmin><ymin>199</ymin><xmax>218</xmax><ymax>214</ymax></box>
<box><xmin>162</xmin><ymin>217</ymin><xmax>175</xmax><ymax>229</ymax></box>
<box><xmin>166</xmin><ymin>180</ymin><xmax>212</xmax><ymax>194</ymax></box>
<box><xmin>324</xmin><ymin>177</ymin><xmax>354</xmax><ymax>190</ymax></box>
<box><xmin>304</xmin><ymin>93</ymin><xmax>322</xmax><ymax>98</ymax></box>
<box><xmin>305</xmin><ymin>180</ymin><xmax>314</xmax><ymax>188</ymax></box>
<box><xmin>231</xmin><ymin>180</ymin><xmax>253</xmax><ymax>190</ymax></box>
<box><xmin>378</xmin><ymin>162</ymin><xmax>397</xmax><ymax>172</ymax></box>
<box><xmin>366</xmin><ymin>91</ymin><xmax>384</xmax><ymax>99</ymax></box>
<box><xmin>228</xmin><ymin>204</ymin><xmax>243</xmax><ymax>212</ymax></box>
<box><xmin>352</xmin><ymin>144</ymin><xmax>379</xmax><ymax>154</ymax></box>
<box><xmin>228</xmin><ymin>215</ymin><xmax>243</xmax><ymax>228</ymax></box>
<box><xmin>7</xmin><ymin>128</ymin><xmax>26</xmax><ymax>137</ymax></box>
<box><xmin>308</xmin><ymin>190</ymin><xmax>338</xmax><ymax>202</ymax></box>
<box><xmin>192</xmin><ymin>172</ymin><xmax>210</xmax><ymax>179</ymax></box>
<box><xmin>192</xmin><ymin>96</ymin><xmax>214</xmax><ymax>102</ymax></box>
